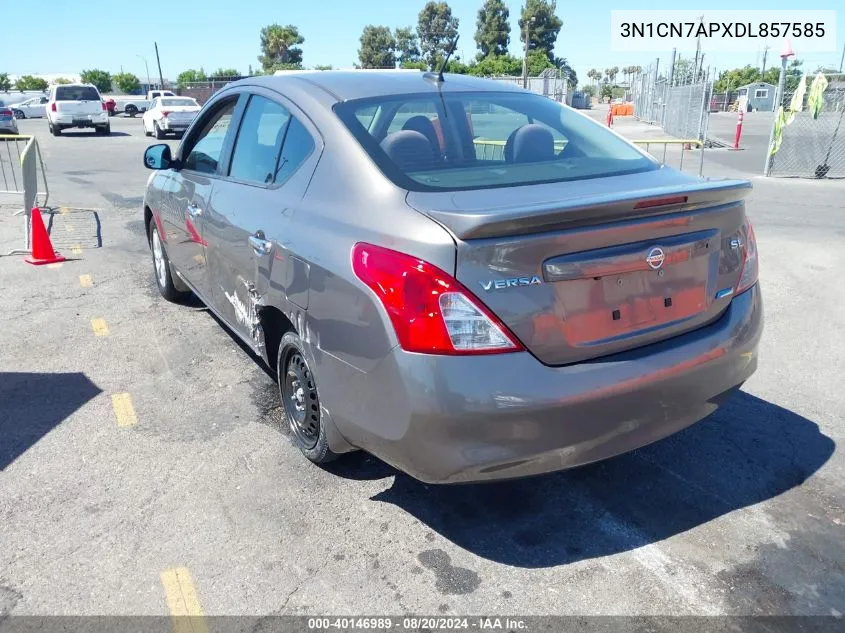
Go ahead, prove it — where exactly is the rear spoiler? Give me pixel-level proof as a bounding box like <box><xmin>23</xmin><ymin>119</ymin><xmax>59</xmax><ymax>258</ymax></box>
<box><xmin>421</xmin><ymin>179</ymin><xmax>752</xmax><ymax>240</ymax></box>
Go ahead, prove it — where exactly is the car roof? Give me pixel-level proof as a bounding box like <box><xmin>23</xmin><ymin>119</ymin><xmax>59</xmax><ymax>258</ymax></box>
<box><xmin>237</xmin><ymin>71</ymin><xmax>525</xmax><ymax>103</ymax></box>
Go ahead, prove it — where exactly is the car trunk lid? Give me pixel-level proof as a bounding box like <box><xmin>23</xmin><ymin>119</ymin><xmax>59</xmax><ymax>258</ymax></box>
<box><xmin>407</xmin><ymin>169</ymin><xmax>752</xmax><ymax>365</ymax></box>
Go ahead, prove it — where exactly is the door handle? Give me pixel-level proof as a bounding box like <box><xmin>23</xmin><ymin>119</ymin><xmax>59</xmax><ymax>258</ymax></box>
<box><xmin>187</xmin><ymin>203</ymin><xmax>202</xmax><ymax>217</ymax></box>
<box><xmin>249</xmin><ymin>234</ymin><xmax>272</xmax><ymax>255</ymax></box>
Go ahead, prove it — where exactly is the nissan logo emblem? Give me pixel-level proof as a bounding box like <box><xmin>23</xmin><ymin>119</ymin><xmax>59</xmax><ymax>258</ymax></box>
<box><xmin>646</xmin><ymin>247</ymin><xmax>665</xmax><ymax>270</ymax></box>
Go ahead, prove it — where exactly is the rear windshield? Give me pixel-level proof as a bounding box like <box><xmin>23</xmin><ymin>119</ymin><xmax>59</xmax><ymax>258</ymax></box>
<box><xmin>334</xmin><ymin>91</ymin><xmax>657</xmax><ymax>191</ymax></box>
<box><xmin>55</xmin><ymin>86</ymin><xmax>100</xmax><ymax>101</ymax></box>
<box><xmin>161</xmin><ymin>98</ymin><xmax>197</xmax><ymax>107</ymax></box>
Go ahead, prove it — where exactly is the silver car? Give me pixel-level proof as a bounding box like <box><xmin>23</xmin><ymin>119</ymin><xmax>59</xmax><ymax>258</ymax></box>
<box><xmin>142</xmin><ymin>71</ymin><xmax>762</xmax><ymax>484</ymax></box>
<box><xmin>0</xmin><ymin>107</ymin><xmax>19</xmax><ymax>135</ymax></box>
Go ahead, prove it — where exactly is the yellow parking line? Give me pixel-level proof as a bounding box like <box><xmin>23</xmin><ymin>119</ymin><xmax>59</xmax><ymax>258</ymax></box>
<box><xmin>79</xmin><ymin>274</ymin><xmax>93</xmax><ymax>287</ymax></box>
<box><xmin>111</xmin><ymin>393</ymin><xmax>137</xmax><ymax>427</ymax></box>
<box><xmin>71</xmin><ymin>245</ymin><xmax>83</xmax><ymax>255</ymax></box>
<box><xmin>193</xmin><ymin>254</ymin><xmax>205</xmax><ymax>265</ymax></box>
<box><xmin>160</xmin><ymin>568</ymin><xmax>208</xmax><ymax>633</ymax></box>
<box><xmin>60</xmin><ymin>207</ymin><xmax>69</xmax><ymax>215</ymax></box>
<box><xmin>91</xmin><ymin>318</ymin><xmax>109</xmax><ymax>336</ymax></box>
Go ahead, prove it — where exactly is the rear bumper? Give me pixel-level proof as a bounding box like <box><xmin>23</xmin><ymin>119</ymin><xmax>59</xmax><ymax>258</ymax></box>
<box><xmin>318</xmin><ymin>284</ymin><xmax>763</xmax><ymax>484</ymax></box>
<box><xmin>160</xmin><ymin>120</ymin><xmax>191</xmax><ymax>131</ymax></box>
<box><xmin>53</xmin><ymin>113</ymin><xmax>108</xmax><ymax>127</ymax></box>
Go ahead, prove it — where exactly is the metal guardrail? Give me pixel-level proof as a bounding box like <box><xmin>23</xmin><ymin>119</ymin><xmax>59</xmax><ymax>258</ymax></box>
<box><xmin>0</xmin><ymin>134</ymin><xmax>50</xmax><ymax>255</ymax></box>
<box><xmin>632</xmin><ymin>139</ymin><xmax>704</xmax><ymax>177</ymax></box>
<box><xmin>472</xmin><ymin>137</ymin><xmax>704</xmax><ymax>177</ymax></box>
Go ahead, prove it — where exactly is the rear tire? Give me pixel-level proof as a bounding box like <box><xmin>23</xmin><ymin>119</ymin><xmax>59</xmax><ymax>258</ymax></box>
<box><xmin>50</xmin><ymin>122</ymin><xmax>61</xmax><ymax>136</ymax></box>
<box><xmin>12</xmin><ymin>110</ymin><xmax>24</xmax><ymax>119</ymax></box>
<box><xmin>154</xmin><ymin>122</ymin><xmax>165</xmax><ymax>140</ymax></box>
<box><xmin>143</xmin><ymin>120</ymin><xmax>152</xmax><ymax>137</ymax></box>
<box><xmin>277</xmin><ymin>332</ymin><xmax>338</xmax><ymax>465</ymax></box>
<box><xmin>149</xmin><ymin>223</ymin><xmax>190</xmax><ymax>302</ymax></box>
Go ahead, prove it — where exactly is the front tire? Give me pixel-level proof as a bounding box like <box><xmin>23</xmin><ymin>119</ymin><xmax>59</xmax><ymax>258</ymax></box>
<box><xmin>96</xmin><ymin>124</ymin><xmax>110</xmax><ymax>135</ymax></box>
<box><xmin>125</xmin><ymin>105</ymin><xmax>138</xmax><ymax>118</ymax></box>
<box><xmin>149</xmin><ymin>223</ymin><xmax>190</xmax><ymax>302</ymax></box>
<box><xmin>12</xmin><ymin>110</ymin><xmax>24</xmax><ymax>119</ymax></box>
<box><xmin>277</xmin><ymin>332</ymin><xmax>338</xmax><ymax>465</ymax></box>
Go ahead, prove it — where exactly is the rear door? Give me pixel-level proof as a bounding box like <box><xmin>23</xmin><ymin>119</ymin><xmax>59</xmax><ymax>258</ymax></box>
<box><xmin>203</xmin><ymin>89</ymin><xmax>319</xmax><ymax>348</ymax></box>
<box><xmin>54</xmin><ymin>85</ymin><xmax>102</xmax><ymax>118</ymax></box>
<box><xmin>162</xmin><ymin>93</ymin><xmax>242</xmax><ymax>300</ymax></box>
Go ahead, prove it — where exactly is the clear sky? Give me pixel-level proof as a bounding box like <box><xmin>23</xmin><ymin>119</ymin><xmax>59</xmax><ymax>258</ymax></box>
<box><xmin>3</xmin><ymin>0</ymin><xmax>843</xmax><ymax>85</ymax></box>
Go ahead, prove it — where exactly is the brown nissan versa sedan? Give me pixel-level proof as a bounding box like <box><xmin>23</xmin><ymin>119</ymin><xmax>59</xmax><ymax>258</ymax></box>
<box><xmin>142</xmin><ymin>71</ymin><xmax>762</xmax><ymax>484</ymax></box>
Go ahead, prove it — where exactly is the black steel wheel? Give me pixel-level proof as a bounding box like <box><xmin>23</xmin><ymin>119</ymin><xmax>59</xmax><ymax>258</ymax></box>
<box><xmin>277</xmin><ymin>332</ymin><xmax>338</xmax><ymax>464</ymax></box>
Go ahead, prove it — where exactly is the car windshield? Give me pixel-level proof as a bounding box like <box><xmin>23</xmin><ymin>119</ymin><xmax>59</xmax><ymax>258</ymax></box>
<box><xmin>55</xmin><ymin>86</ymin><xmax>100</xmax><ymax>101</ymax></box>
<box><xmin>160</xmin><ymin>99</ymin><xmax>197</xmax><ymax>107</ymax></box>
<box><xmin>334</xmin><ymin>91</ymin><xmax>657</xmax><ymax>191</ymax></box>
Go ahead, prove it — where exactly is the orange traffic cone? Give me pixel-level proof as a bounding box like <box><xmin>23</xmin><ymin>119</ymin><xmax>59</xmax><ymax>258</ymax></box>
<box><xmin>25</xmin><ymin>208</ymin><xmax>66</xmax><ymax>266</ymax></box>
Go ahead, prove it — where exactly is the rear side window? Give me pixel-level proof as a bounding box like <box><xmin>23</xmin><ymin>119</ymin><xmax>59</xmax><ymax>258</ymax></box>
<box><xmin>275</xmin><ymin>117</ymin><xmax>315</xmax><ymax>185</ymax></box>
<box><xmin>334</xmin><ymin>91</ymin><xmax>657</xmax><ymax>191</ymax></box>
<box><xmin>227</xmin><ymin>94</ymin><xmax>315</xmax><ymax>186</ymax></box>
<box><xmin>55</xmin><ymin>86</ymin><xmax>100</xmax><ymax>101</ymax></box>
<box><xmin>229</xmin><ymin>95</ymin><xmax>291</xmax><ymax>185</ymax></box>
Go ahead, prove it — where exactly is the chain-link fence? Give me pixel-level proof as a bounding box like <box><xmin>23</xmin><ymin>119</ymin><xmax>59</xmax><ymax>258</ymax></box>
<box><xmin>630</xmin><ymin>60</ymin><xmax>715</xmax><ymax>145</ymax></box>
<box><xmin>766</xmin><ymin>74</ymin><xmax>845</xmax><ymax>179</ymax></box>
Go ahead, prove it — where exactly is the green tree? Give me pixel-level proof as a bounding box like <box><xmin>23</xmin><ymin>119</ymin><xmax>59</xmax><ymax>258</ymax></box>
<box><xmin>313</xmin><ymin>64</ymin><xmax>334</xmax><ymax>71</ymax></box>
<box><xmin>527</xmin><ymin>50</ymin><xmax>555</xmax><ymax>75</ymax></box>
<box><xmin>395</xmin><ymin>27</ymin><xmax>421</xmax><ymax>65</ymax></box>
<box><xmin>358</xmin><ymin>25</ymin><xmax>397</xmax><ymax>69</ymax></box>
<box><xmin>80</xmin><ymin>69</ymin><xmax>112</xmax><ymax>93</ymax></box>
<box><xmin>14</xmin><ymin>75</ymin><xmax>49</xmax><ymax>91</ymax></box>
<box><xmin>607</xmin><ymin>66</ymin><xmax>619</xmax><ymax>84</ymax></box>
<box><xmin>54</xmin><ymin>77</ymin><xmax>72</xmax><ymax>85</ymax></box>
<box><xmin>580</xmin><ymin>84</ymin><xmax>595</xmax><ymax>97</ymax></box>
<box><xmin>600</xmin><ymin>82</ymin><xmax>613</xmax><ymax>99</ymax></box>
<box><xmin>467</xmin><ymin>54</ymin><xmax>522</xmax><ymax>76</ymax></box>
<box><xmin>258</xmin><ymin>24</ymin><xmax>305</xmax><ymax>72</ymax></box>
<box><xmin>555</xmin><ymin>57</ymin><xmax>577</xmax><ymax>86</ymax></box>
<box><xmin>400</xmin><ymin>60</ymin><xmax>428</xmax><ymax>70</ymax></box>
<box><xmin>475</xmin><ymin>0</ymin><xmax>510</xmax><ymax>59</ymax></box>
<box><xmin>519</xmin><ymin>0</ymin><xmax>562</xmax><ymax>62</ymax></box>
<box><xmin>113</xmin><ymin>72</ymin><xmax>141</xmax><ymax>94</ymax></box>
<box><xmin>177</xmin><ymin>68</ymin><xmax>207</xmax><ymax>87</ymax></box>
<box><xmin>210</xmin><ymin>68</ymin><xmax>240</xmax><ymax>79</ymax></box>
<box><xmin>417</xmin><ymin>2</ymin><xmax>459</xmax><ymax>70</ymax></box>
<box><xmin>0</xmin><ymin>73</ymin><xmax>10</xmax><ymax>91</ymax></box>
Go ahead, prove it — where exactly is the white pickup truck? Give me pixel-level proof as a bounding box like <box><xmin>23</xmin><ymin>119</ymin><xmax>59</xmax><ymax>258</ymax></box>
<box><xmin>111</xmin><ymin>90</ymin><xmax>176</xmax><ymax>117</ymax></box>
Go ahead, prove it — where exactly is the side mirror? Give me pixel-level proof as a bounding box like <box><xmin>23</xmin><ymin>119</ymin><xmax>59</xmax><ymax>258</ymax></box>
<box><xmin>143</xmin><ymin>144</ymin><xmax>176</xmax><ymax>170</ymax></box>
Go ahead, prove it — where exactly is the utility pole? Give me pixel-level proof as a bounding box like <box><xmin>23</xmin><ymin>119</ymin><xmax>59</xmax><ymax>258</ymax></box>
<box><xmin>154</xmin><ymin>42</ymin><xmax>165</xmax><ymax>88</ymax></box>
<box><xmin>137</xmin><ymin>55</ymin><xmax>151</xmax><ymax>89</ymax></box>
<box><xmin>668</xmin><ymin>48</ymin><xmax>677</xmax><ymax>87</ymax></box>
<box><xmin>522</xmin><ymin>15</ymin><xmax>536</xmax><ymax>89</ymax></box>
<box><xmin>840</xmin><ymin>40</ymin><xmax>844</xmax><ymax>73</ymax></box>
<box><xmin>761</xmin><ymin>46</ymin><xmax>769</xmax><ymax>74</ymax></box>
<box><xmin>693</xmin><ymin>15</ymin><xmax>703</xmax><ymax>81</ymax></box>
<box><xmin>764</xmin><ymin>39</ymin><xmax>794</xmax><ymax>176</ymax></box>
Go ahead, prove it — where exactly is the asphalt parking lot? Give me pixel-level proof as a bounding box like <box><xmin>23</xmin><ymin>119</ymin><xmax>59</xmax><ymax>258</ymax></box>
<box><xmin>1</xmin><ymin>114</ymin><xmax>844</xmax><ymax>620</ymax></box>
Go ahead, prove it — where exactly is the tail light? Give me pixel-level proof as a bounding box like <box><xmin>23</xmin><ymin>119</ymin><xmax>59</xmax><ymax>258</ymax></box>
<box><xmin>735</xmin><ymin>218</ymin><xmax>759</xmax><ymax>294</ymax></box>
<box><xmin>351</xmin><ymin>243</ymin><xmax>524</xmax><ymax>355</ymax></box>
<box><xmin>101</xmin><ymin>102</ymin><xmax>107</xmax><ymax>111</ymax></box>
<box><xmin>51</xmin><ymin>102</ymin><xmax>57</xmax><ymax>112</ymax></box>
<box><xmin>161</xmin><ymin>111</ymin><xmax>170</xmax><ymax>117</ymax></box>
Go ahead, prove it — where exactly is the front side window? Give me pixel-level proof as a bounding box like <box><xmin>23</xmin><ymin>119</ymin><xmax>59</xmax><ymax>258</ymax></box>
<box><xmin>334</xmin><ymin>91</ymin><xmax>657</xmax><ymax>191</ymax></box>
<box><xmin>182</xmin><ymin>99</ymin><xmax>237</xmax><ymax>174</ymax></box>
